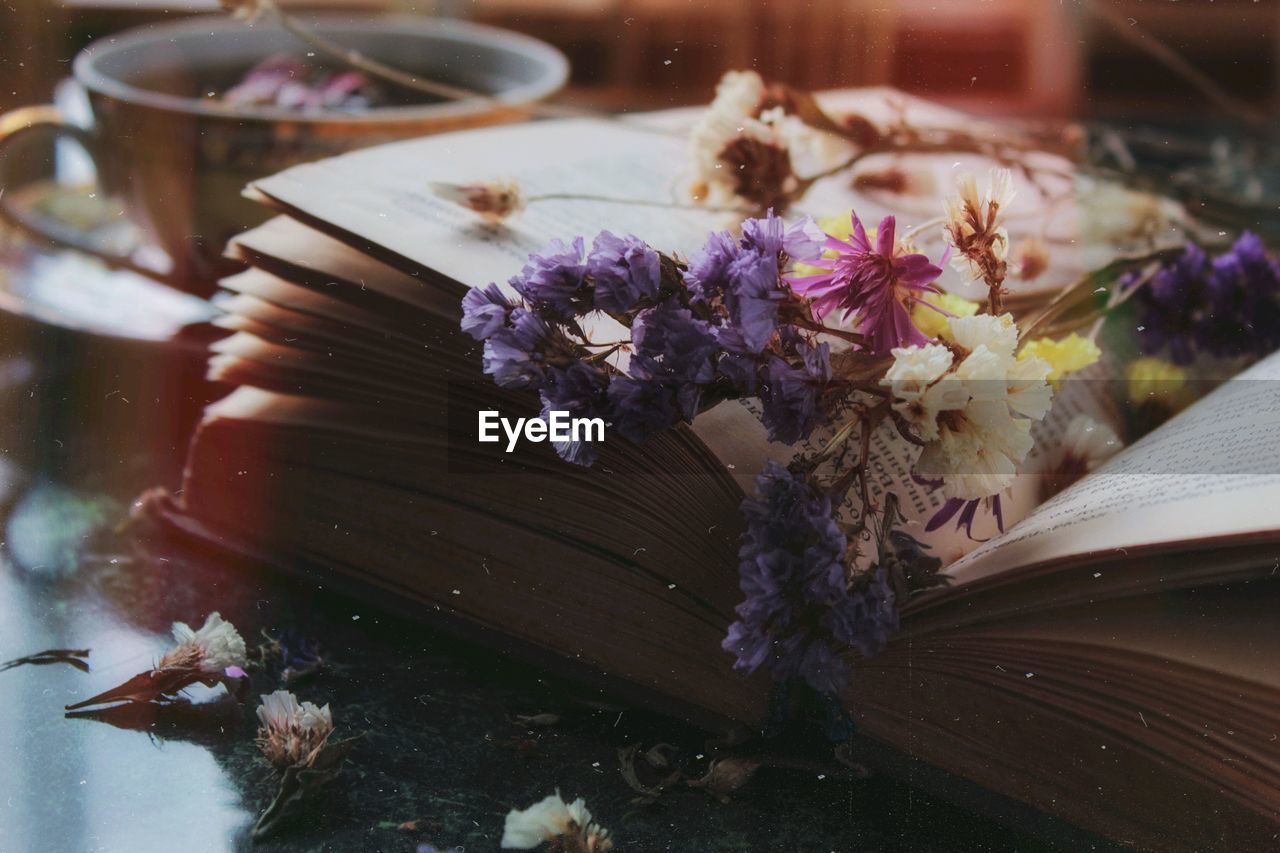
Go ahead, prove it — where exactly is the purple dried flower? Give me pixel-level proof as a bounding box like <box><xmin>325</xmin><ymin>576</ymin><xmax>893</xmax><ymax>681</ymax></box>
<box><xmin>482</xmin><ymin>308</ymin><xmax>551</xmax><ymax>389</ymax></box>
<box><xmin>510</xmin><ymin>238</ymin><xmax>589</xmax><ymax>320</ymax></box>
<box><xmin>607</xmin><ymin>375</ymin><xmax>680</xmax><ymax>444</ymax></box>
<box><xmin>686</xmin><ymin>212</ymin><xmax>823</xmax><ymax>353</ymax></box>
<box><xmin>926</xmin><ymin>494</ymin><xmax>1004</xmax><ymax>539</ymax></box>
<box><xmin>685</xmin><ymin>229</ymin><xmax>739</xmax><ymax>305</ymax></box>
<box><xmin>461</xmin><ymin>283</ymin><xmax>515</xmax><ymax>340</ymax></box>
<box><xmin>740</xmin><ymin>213</ymin><xmax>825</xmax><ymax>263</ymax></box>
<box><xmin>823</xmin><ymin>566</ymin><xmax>899</xmax><ymax>658</ymax></box>
<box><xmin>588</xmin><ymin>231</ymin><xmax>662</xmax><ymax>313</ymax></box>
<box><xmin>787</xmin><ymin>212</ymin><xmax>943</xmax><ymax>355</ymax></box>
<box><xmin>1135</xmin><ymin>232</ymin><xmax>1280</xmax><ymax>364</ymax></box>
<box><xmin>724</xmin><ymin>249</ymin><xmax>787</xmax><ymax>352</ymax></box>
<box><xmin>712</xmin><ymin>325</ymin><xmax>762</xmax><ymax>395</ymax></box>
<box><xmin>723</xmin><ymin>463</ymin><xmax>894</xmax><ymax>695</ymax></box>
<box><xmin>631</xmin><ymin>302</ymin><xmax>719</xmax><ymax>388</ymax></box>
<box><xmin>757</xmin><ymin>340</ymin><xmax>831</xmax><ymax>444</ymax></box>
<box><xmin>539</xmin><ymin>362</ymin><xmax>610</xmax><ymax>466</ymax></box>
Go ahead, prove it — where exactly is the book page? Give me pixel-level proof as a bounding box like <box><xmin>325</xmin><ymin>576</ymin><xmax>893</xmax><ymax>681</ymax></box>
<box><xmin>947</xmin><ymin>350</ymin><xmax>1280</xmax><ymax>585</ymax></box>
<box><xmin>251</xmin><ymin>94</ymin><xmax>1086</xmax><ymax>304</ymax></box>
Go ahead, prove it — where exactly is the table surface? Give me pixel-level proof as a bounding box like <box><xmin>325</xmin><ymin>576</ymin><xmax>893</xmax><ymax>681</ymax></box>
<box><xmin>0</xmin><ymin>244</ymin><xmax>1087</xmax><ymax>853</ymax></box>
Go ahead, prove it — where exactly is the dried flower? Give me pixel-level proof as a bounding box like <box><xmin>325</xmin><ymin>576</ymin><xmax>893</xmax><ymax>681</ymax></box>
<box><xmin>510</xmin><ymin>238</ymin><xmax>589</xmax><ymax>321</ymax></box>
<box><xmin>1011</xmin><ymin>235</ymin><xmax>1051</xmax><ymax>280</ymax></box>
<box><xmin>250</xmin><ymin>690</ymin><xmax>357</xmax><ymax>841</ymax></box>
<box><xmin>220</xmin><ymin>0</ymin><xmax>266</xmax><ymax>22</ymax></box>
<box><xmin>256</xmin><ymin>689</ymin><xmax>335</xmax><ymax>768</ymax></box>
<box><xmin>1038</xmin><ymin>415</ymin><xmax>1122</xmax><ymax>498</ymax></box>
<box><xmin>1131</xmin><ymin>233</ymin><xmax>1280</xmax><ymax>364</ymax></box>
<box><xmin>758</xmin><ymin>339</ymin><xmax>832</xmax><ymax>444</ymax></box>
<box><xmin>881</xmin><ymin>344</ymin><xmax>965</xmax><ymax>442</ymax></box>
<box><xmin>65</xmin><ymin>613</ymin><xmax>247</xmax><ymax>711</ymax></box>
<box><xmin>162</xmin><ymin>612</ymin><xmax>248</xmax><ymax>675</ymax></box>
<box><xmin>222</xmin><ymin>55</ymin><xmax>375</xmax><ymax>112</ymax></box>
<box><xmin>689</xmin><ymin>71</ymin><xmax>805</xmax><ymax>212</ymax></box>
<box><xmin>430</xmin><ymin>179</ymin><xmax>525</xmax><ymax>223</ymax></box>
<box><xmin>909</xmin><ymin>290</ymin><xmax>979</xmax><ymax>341</ymax></box>
<box><xmin>461</xmin><ymin>283</ymin><xmax>516</xmax><ymax>341</ymax></box>
<box><xmin>887</xmin><ymin>314</ymin><xmax>1052</xmax><ymax>500</ymax></box>
<box><xmin>686</xmin><ymin>212</ymin><xmax>822</xmax><ymax>352</ymax></box>
<box><xmin>1126</xmin><ymin>356</ymin><xmax>1192</xmax><ymax>410</ymax></box>
<box><xmin>787</xmin><ymin>211</ymin><xmax>944</xmax><ymax>354</ymax></box>
<box><xmin>1018</xmin><ymin>333</ymin><xmax>1101</xmax><ymax>383</ymax></box>
<box><xmin>1080</xmin><ymin>183</ymin><xmax>1180</xmax><ymax>246</ymax></box>
<box><xmin>944</xmin><ymin>169</ymin><xmax>1015</xmax><ymax>308</ymax></box>
<box><xmin>722</xmin><ymin>464</ymin><xmax>898</xmax><ymax>695</ymax></box>
<box><xmin>587</xmin><ymin>230</ymin><xmax>661</xmax><ymax>314</ymax></box>
<box><xmin>482</xmin><ymin>309</ymin><xmax>555</xmax><ymax>390</ymax></box>
<box><xmin>501</xmin><ymin>791</ymin><xmax>613</xmax><ymax>851</ymax></box>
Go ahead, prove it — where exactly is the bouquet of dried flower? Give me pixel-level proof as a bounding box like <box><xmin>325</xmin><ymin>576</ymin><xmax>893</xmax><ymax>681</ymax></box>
<box><xmin>418</xmin><ymin>63</ymin><xmax>1280</xmax><ymax>727</ymax></box>
<box><xmin>457</xmin><ymin>163</ymin><xmax>1091</xmax><ymax>701</ymax></box>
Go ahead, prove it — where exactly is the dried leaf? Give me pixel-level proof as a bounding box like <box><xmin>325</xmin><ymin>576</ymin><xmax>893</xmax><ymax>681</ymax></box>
<box><xmin>64</xmin><ymin>666</ymin><xmax>209</xmax><ymax>711</ymax></box>
<box><xmin>0</xmin><ymin>648</ymin><xmax>90</xmax><ymax>674</ymax></box>
<box><xmin>687</xmin><ymin>756</ymin><xmax>761</xmax><ymax>803</ymax></box>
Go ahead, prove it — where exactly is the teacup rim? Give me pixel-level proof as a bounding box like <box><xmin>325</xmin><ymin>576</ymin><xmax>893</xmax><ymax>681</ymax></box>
<box><xmin>72</xmin><ymin>13</ymin><xmax>570</xmax><ymax>124</ymax></box>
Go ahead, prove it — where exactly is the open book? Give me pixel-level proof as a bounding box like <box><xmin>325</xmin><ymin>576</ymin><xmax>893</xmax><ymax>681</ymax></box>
<box><xmin>149</xmin><ymin>98</ymin><xmax>1280</xmax><ymax>850</ymax></box>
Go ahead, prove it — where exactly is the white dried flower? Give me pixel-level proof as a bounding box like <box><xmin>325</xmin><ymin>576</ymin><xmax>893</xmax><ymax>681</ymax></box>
<box><xmin>689</xmin><ymin>71</ymin><xmax>803</xmax><ymax>211</ymax></box>
<box><xmin>501</xmin><ymin>791</ymin><xmax>612</xmax><ymax>851</ymax></box>
<box><xmin>884</xmin><ymin>313</ymin><xmax>1052</xmax><ymax>500</ymax></box>
<box><xmin>429</xmin><ymin>179</ymin><xmax>525</xmax><ymax>223</ymax></box>
<box><xmin>882</xmin><ymin>344</ymin><xmax>964</xmax><ymax>442</ymax></box>
<box><xmin>161</xmin><ymin>612</ymin><xmax>247</xmax><ymax>674</ymax></box>
<box><xmin>944</xmin><ymin>168</ymin><xmax>1016</xmax><ymax>286</ymax></box>
<box><xmin>255</xmin><ymin>689</ymin><xmax>334</xmax><ymax>768</ymax></box>
<box><xmin>1038</xmin><ymin>414</ymin><xmax>1122</xmax><ymax>497</ymax></box>
<box><xmin>1079</xmin><ymin>183</ymin><xmax>1181</xmax><ymax>246</ymax></box>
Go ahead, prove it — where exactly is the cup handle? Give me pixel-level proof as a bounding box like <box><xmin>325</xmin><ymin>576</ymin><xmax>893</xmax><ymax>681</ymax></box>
<box><xmin>0</xmin><ymin>105</ymin><xmax>180</xmax><ymax>286</ymax></box>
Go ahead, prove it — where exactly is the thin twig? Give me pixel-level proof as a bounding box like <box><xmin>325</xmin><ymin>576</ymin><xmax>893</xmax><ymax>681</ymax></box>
<box><xmin>1087</xmin><ymin>2</ymin><xmax>1268</xmax><ymax>127</ymax></box>
<box><xmin>255</xmin><ymin>0</ymin><xmax>682</xmax><ymax>135</ymax></box>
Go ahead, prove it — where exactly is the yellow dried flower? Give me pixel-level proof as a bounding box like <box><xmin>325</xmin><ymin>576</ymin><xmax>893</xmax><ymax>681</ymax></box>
<box><xmin>910</xmin><ymin>291</ymin><xmax>979</xmax><ymax>341</ymax></box>
<box><xmin>1126</xmin><ymin>357</ymin><xmax>1192</xmax><ymax>410</ymax></box>
<box><xmin>1019</xmin><ymin>334</ymin><xmax>1101</xmax><ymax>383</ymax></box>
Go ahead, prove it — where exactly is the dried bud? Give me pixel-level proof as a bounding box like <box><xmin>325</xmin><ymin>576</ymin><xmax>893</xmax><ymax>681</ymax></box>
<box><xmin>256</xmin><ymin>689</ymin><xmax>334</xmax><ymax>768</ymax></box>
<box><xmin>429</xmin><ymin>179</ymin><xmax>525</xmax><ymax>223</ymax></box>
<box><xmin>220</xmin><ymin>0</ymin><xmax>266</xmax><ymax>22</ymax></box>
<box><xmin>944</xmin><ymin>169</ymin><xmax>1015</xmax><ymax>309</ymax></box>
<box><xmin>1011</xmin><ymin>235</ymin><xmax>1051</xmax><ymax>280</ymax></box>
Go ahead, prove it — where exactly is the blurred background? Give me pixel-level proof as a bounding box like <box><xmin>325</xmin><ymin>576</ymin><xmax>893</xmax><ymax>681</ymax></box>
<box><xmin>6</xmin><ymin>0</ymin><xmax>1277</xmax><ymax>120</ymax></box>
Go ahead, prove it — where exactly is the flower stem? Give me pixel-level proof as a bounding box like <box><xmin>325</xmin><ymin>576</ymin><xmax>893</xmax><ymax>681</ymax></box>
<box><xmin>527</xmin><ymin>192</ymin><xmax>751</xmax><ymax>215</ymax></box>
